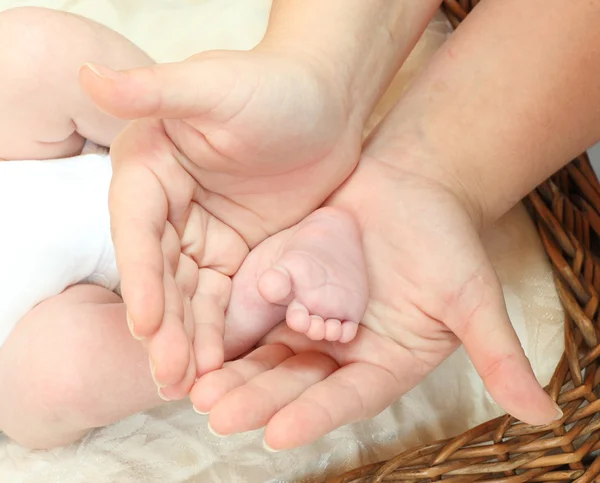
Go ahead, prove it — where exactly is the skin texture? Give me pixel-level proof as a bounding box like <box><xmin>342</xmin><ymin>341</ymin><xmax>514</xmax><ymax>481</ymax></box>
<box><xmin>81</xmin><ymin>0</ymin><xmax>442</xmax><ymax>400</ymax></box>
<box><xmin>192</xmin><ymin>0</ymin><xmax>600</xmax><ymax>450</ymax></box>
<box><xmin>224</xmin><ymin>206</ymin><xmax>368</xmax><ymax>356</ymax></box>
<box><xmin>82</xmin><ymin>0</ymin><xmax>600</xmax><ymax>451</ymax></box>
<box><xmin>0</xmin><ymin>7</ymin><xmax>162</xmax><ymax>449</ymax></box>
<box><xmin>0</xmin><ymin>6</ymin><xmax>368</xmax><ymax>448</ymax></box>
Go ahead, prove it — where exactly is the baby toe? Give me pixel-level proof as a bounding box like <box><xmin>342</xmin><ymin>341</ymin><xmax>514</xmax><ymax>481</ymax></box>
<box><xmin>339</xmin><ymin>321</ymin><xmax>359</xmax><ymax>343</ymax></box>
<box><xmin>258</xmin><ymin>266</ymin><xmax>293</xmax><ymax>304</ymax></box>
<box><xmin>286</xmin><ymin>300</ymin><xmax>311</xmax><ymax>333</ymax></box>
<box><xmin>306</xmin><ymin>315</ymin><xmax>326</xmax><ymax>340</ymax></box>
<box><xmin>324</xmin><ymin>319</ymin><xmax>343</xmax><ymax>341</ymax></box>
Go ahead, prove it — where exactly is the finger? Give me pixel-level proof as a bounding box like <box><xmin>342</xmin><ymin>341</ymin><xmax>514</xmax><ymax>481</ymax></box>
<box><xmin>192</xmin><ymin>268</ymin><xmax>231</xmax><ymax>376</ymax></box>
<box><xmin>80</xmin><ymin>59</ymin><xmax>242</xmax><ymax>120</ymax></box>
<box><xmin>156</xmin><ymin>274</ymin><xmax>198</xmax><ymax>401</ymax></box>
<box><xmin>264</xmin><ymin>362</ymin><xmax>403</xmax><ymax>451</ymax></box>
<box><xmin>208</xmin><ymin>353</ymin><xmax>339</xmax><ymax>436</ymax></box>
<box><xmin>159</xmin><ymin>342</ymin><xmax>197</xmax><ymax>401</ymax></box>
<box><xmin>174</xmin><ymin>254</ymin><xmax>200</xmax><ymax>337</ymax></box>
<box><xmin>184</xmin><ymin>210</ymin><xmax>249</xmax><ymax>276</ymax></box>
<box><xmin>147</xmin><ymin>271</ymin><xmax>188</xmax><ymax>387</ymax></box>
<box><xmin>190</xmin><ymin>344</ymin><xmax>294</xmax><ymax>414</ymax></box>
<box><xmin>109</xmin><ymin>158</ymin><xmax>167</xmax><ymax>339</ymax></box>
<box><xmin>448</xmin><ymin>267</ymin><xmax>560</xmax><ymax>425</ymax></box>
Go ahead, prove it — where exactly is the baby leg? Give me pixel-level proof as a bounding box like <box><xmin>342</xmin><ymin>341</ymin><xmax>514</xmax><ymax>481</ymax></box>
<box><xmin>0</xmin><ymin>284</ymin><xmax>163</xmax><ymax>449</ymax></box>
<box><xmin>0</xmin><ymin>7</ymin><xmax>153</xmax><ymax>160</ymax></box>
<box><xmin>220</xmin><ymin>207</ymin><xmax>369</xmax><ymax>362</ymax></box>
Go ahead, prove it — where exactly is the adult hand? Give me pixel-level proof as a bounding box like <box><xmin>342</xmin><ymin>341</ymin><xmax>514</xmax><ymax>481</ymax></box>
<box><xmin>191</xmin><ymin>153</ymin><xmax>560</xmax><ymax>450</ymax></box>
<box><xmin>80</xmin><ymin>47</ymin><xmax>360</xmax><ymax>399</ymax></box>
<box><xmin>79</xmin><ymin>0</ymin><xmax>442</xmax><ymax>399</ymax></box>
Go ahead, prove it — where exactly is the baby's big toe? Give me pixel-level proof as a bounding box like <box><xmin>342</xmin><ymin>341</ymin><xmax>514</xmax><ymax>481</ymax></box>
<box><xmin>258</xmin><ymin>266</ymin><xmax>293</xmax><ymax>304</ymax></box>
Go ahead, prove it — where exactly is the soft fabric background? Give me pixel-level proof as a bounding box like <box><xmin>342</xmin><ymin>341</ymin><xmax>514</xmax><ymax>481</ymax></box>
<box><xmin>0</xmin><ymin>1</ymin><xmax>567</xmax><ymax>481</ymax></box>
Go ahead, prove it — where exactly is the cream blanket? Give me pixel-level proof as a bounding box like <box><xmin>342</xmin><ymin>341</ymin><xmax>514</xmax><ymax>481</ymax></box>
<box><xmin>0</xmin><ymin>1</ymin><xmax>564</xmax><ymax>481</ymax></box>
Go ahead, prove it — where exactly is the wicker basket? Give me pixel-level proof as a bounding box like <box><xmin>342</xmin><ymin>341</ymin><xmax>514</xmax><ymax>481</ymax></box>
<box><xmin>328</xmin><ymin>2</ymin><xmax>600</xmax><ymax>482</ymax></box>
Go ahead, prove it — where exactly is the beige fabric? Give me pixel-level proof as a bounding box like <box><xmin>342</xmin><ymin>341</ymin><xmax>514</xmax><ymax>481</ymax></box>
<box><xmin>0</xmin><ymin>2</ymin><xmax>564</xmax><ymax>481</ymax></box>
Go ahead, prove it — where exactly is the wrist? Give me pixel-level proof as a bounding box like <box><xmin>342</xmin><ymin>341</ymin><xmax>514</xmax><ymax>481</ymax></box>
<box><xmin>255</xmin><ymin>38</ymin><xmax>368</xmax><ymax>126</ymax></box>
<box><xmin>364</xmin><ymin>131</ymin><xmax>488</xmax><ymax>232</ymax></box>
<box><xmin>360</xmin><ymin>0</ymin><xmax>600</xmax><ymax>233</ymax></box>
<box><xmin>256</xmin><ymin>0</ymin><xmax>442</xmax><ymax>127</ymax></box>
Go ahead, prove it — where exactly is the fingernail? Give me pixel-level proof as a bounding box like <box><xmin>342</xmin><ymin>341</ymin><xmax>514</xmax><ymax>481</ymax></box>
<box><xmin>263</xmin><ymin>440</ymin><xmax>280</xmax><ymax>453</ymax></box>
<box><xmin>127</xmin><ymin>312</ymin><xmax>144</xmax><ymax>340</ymax></box>
<box><xmin>552</xmin><ymin>402</ymin><xmax>563</xmax><ymax>421</ymax></box>
<box><xmin>158</xmin><ymin>387</ymin><xmax>171</xmax><ymax>402</ymax></box>
<box><xmin>193</xmin><ymin>406</ymin><xmax>209</xmax><ymax>416</ymax></box>
<box><xmin>207</xmin><ymin>422</ymin><xmax>227</xmax><ymax>438</ymax></box>
<box><xmin>84</xmin><ymin>62</ymin><xmax>119</xmax><ymax>80</ymax></box>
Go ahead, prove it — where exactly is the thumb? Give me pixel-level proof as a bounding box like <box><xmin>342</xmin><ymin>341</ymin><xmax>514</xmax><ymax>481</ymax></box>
<box><xmin>448</xmin><ymin>266</ymin><xmax>562</xmax><ymax>426</ymax></box>
<box><xmin>79</xmin><ymin>60</ymin><xmax>237</xmax><ymax>120</ymax></box>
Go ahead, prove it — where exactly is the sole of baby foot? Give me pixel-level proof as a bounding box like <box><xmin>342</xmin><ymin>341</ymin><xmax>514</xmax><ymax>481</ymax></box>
<box><xmin>258</xmin><ymin>206</ymin><xmax>368</xmax><ymax>344</ymax></box>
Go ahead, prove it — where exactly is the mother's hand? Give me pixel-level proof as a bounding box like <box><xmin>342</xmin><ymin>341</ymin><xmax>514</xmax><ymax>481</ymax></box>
<box><xmin>192</xmin><ymin>153</ymin><xmax>560</xmax><ymax>451</ymax></box>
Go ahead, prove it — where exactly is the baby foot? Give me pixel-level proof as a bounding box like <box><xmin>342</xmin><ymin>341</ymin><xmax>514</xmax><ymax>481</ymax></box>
<box><xmin>223</xmin><ymin>207</ymin><xmax>368</xmax><ymax>360</ymax></box>
<box><xmin>258</xmin><ymin>226</ymin><xmax>363</xmax><ymax>342</ymax></box>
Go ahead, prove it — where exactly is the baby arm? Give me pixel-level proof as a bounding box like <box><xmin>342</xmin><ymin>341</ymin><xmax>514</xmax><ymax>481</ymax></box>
<box><xmin>0</xmin><ymin>7</ymin><xmax>153</xmax><ymax>161</ymax></box>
